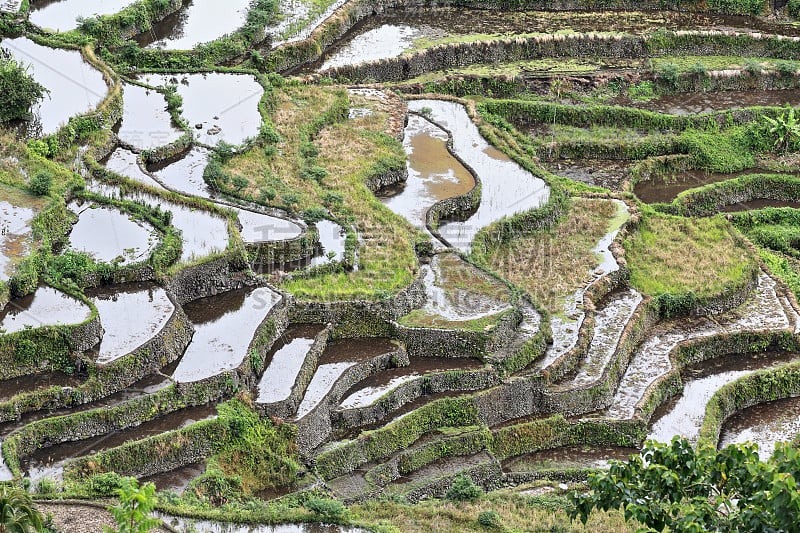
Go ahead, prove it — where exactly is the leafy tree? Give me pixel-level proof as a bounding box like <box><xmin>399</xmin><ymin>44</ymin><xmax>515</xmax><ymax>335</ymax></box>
<box><xmin>0</xmin><ymin>485</ymin><xmax>44</xmax><ymax>533</ymax></box>
<box><xmin>569</xmin><ymin>437</ymin><xmax>800</xmax><ymax>533</ymax></box>
<box><xmin>763</xmin><ymin>108</ymin><xmax>800</xmax><ymax>153</ymax></box>
<box><xmin>103</xmin><ymin>478</ymin><xmax>160</xmax><ymax>533</ymax></box>
<box><xmin>0</xmin><ymin>50</ymin><xmax>47</xmax><ymax>123</ymax></box>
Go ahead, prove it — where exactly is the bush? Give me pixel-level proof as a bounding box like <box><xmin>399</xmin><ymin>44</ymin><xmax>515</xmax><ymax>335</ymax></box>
<box><xmin>790</xmin><ymin>0</ymin><xmax>800</xmax><ymax>18</ymax></box>
<box><xmin>89</xmin><ymin>472</ymin><xmax>126</xmax><ymax>496</ymax></box>
<box><xmin>478</xmin><ymin>510</ymin><xmax>502</xmax><ymax>528</ymax></box>
<box><xmin>305</xmin><ymin>498</ymin><xmax>346</xmax><ymax>521</ymax></box>
<box><xmin>446</xmin><ymin>475</ymin><xmax>483</xmax><ymax>503</ymax></box>
<box><xmin>29</xmin><ymin>170</ymin><xmax>53</xmax><ymax>196</ymax></box>
<box><xmin>0</xmin><ymin>50</ymin><xmax>46</xmax><ymax>122</ymax></box>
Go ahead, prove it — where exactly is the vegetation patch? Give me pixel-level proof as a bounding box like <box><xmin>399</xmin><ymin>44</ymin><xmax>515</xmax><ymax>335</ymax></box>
<box><xmin>223</xmin><ymin>84</ymin><xmax>418</xmax><ymax>300</ymax></box>
<box><xmin>624</xmin><ymin>212</ymin><xmax>758</xmax><ymax>315</ymax></box>
<box><xmin>482</xmin><ymin>197</ymin><xmax>621</xmax><ymax>314</ymax></box>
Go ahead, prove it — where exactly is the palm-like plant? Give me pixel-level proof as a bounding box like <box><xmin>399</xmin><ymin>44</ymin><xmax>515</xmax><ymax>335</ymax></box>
<box><xmin>763</xmin><ymin>108</ymin><xmax>800</xmax><ymax>153</ymax></box>
<box><xmin>0</xmin><ymin>486</ymin><xmax>43</xmax><ymax>533</ymax></box>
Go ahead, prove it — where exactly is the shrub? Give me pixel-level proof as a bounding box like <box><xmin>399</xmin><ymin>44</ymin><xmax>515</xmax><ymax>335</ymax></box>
<box><xmin>446</xmin><ymin>475</ymin><xmax>483</xmax><ymax>503</ymax></box>
<box><xmin>655</xmin><ymin>63</ymin><xmax>679</xmax><ymax>88</ymax></box>
<box><xmin>790</xmin><ymin>0</ymin><xmax>800</xmax><ymax>18</ymax></box>
<box><xmin>300</xmin><ymin>165</ymin><xmax>328</xmax><ymax>183</ymax></box>
<box><xmin>103</xmin><ymin>478</ymin><xmax>160</xmax><ymax>533</ymax></box>
<box><xmin>0</xmin><ymin>49</ymin><xmax>47</xmax><ymax>123</ymax></box>
<box><xmin>89</xmin><ymin>472</ymin><xmax>126</xmax><ymax>496</ymax></box>
<box><xmin>305</xmin><ymin>498</ymin><xmax>346</xmax><ymax>521</ymax></box>
<box><xmin>478</xmin><ymin>510</ymin><xmax>502</xmax><ymax>528</ymax></box>
<box><xmin>29</xmin><ymin>170</ymin><xmax>53</xmax><ymax>196</ymax></box>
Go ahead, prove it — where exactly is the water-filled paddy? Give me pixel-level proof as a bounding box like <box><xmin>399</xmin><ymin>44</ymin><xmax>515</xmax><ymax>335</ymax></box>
<box><xmin>1</xmin><ymin>37</ymin><xmax>107</xmax><ymax>137</ymax></box>
<box><xmin>67</xmin><ymin>200</ymin><xmax>158</xmax><ymax>264</ymax></box>
<box><xmin>138</xmin><ymin>73</ymin><xmax>263</xmax><ymax>146</ymax></box>
<box><xmin>0</xmin><ymin>286</ymin><xmax>91</xmax><ymax>333</ymax></box>
<box><xmin>134</xmin><ymin>0</ymin><xmax>252</xmax><ymax>50</ymax></box>
<box><xmin>29</xmin><ymin>0</ymin><xmax>135</xmax><ymax>32</ymax></box>
<box><xmin>172</xmin><ymin>287</ymin><xmax>281</xmax><ymax>383</ymax></box>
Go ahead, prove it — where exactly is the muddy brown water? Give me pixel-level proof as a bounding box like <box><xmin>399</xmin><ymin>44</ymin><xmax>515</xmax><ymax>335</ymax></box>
<box><xmin>67</xmin><ymin>200</ymin><xmax>158</xmax><ymax>264</ymax></box>
<box><xmin>2</xmin><ymin>37</ymin><xmax>107</xmax><ymax>137</ymax></box>
<box><xmin>256</xmin><ymin>324</ymin><xmax>325</xmax><ymax>405</ymax></box>
<box><xmin>142</xmin><ymin>461</ymin><xmax>206</xmax><ymax>493</ymax></box>
<box><xmin>136</xmin><ymin>73</ymin><xmax>263</xmax><ymax>146</ymax></box>
<box><xmin>502</xmin><ymin>445</ymin><xmax>639</xmax><ymax>473</ymax></box>
<box><xmin>339</xmin><ymin>356</ymin><xmax>483</xmax><ymax>410</ymax></box>
<box><xmin>381</xmin><ymin>114</ymin><xmax>475</xmax><ymax>237</ymax></box>
<box><xmin>633</xmin><ymin>170</ymin><xmax>748</xmax><ymax>204</ymax></box>
<box><xmin>0</xmin><ymin>286</ymin><xmax>91</xmax><ymax>334</ymax></box>
<box><xmin>133</xmin><ymin>0</ymin><xmax>252</xmax><ymax>50</ymax></box>
<box><xmin>87</xmin><ymin>282</ymin><xmax>175</xmax><ymax>365</ymax></box>
<box><xmin>29</xmin><ymin>0</ymin><xmax>136</xmax><ymax>32</ymax></box>
<box><xmin>0</xmin><ymin>372</ymin><xmax>82</xmax><ymax>404</ymax></box>
<box><xmin>618</xmin><ymin>89</ymin><xmax>800</xmax><ymax>116</ymax></box>
<box><xmin>648</xmin><ymin>352</ymin><xmax>800</xmax><ymax>444</ymax></box>
<box><xmin>407</xmin><ymin>100</ymin><xmax>549</xmax><ymax>251</ymax></box>
<box><xmin>172</xmin><ymin>286</ymin><xmax>281</xmax><ymax>383</ymax></box>
<box><xmin>115</xmin><ymin>83</ymin><xmax>183</xmax><ymax>150</ymax></box>
<box><xmin>22</xmin><ymin>404</ymin><xmax>217</xmax><ymax>481</ymax></box>
<box><xmin>0</xmin><ymin>200</ymin><xmax>36</xmax><ymax>282</ymax></box>
<box><xmin>719</xmin><ymin>395</ymin><xmax>800</xmax><ymax>459</ymax></box>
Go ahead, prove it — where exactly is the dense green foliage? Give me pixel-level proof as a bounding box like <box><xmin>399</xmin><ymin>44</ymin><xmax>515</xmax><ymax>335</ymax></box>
<box><xmin>0</xmin><ymin>50</ymin><xmax>46</xmax><ymax>123</ymax></box>
<box><xmin>570</xmin><ymin>438</ymin><xmax>800</xmax><ymax>533</ymax></box>
<box><xmin>0</xmin><ymin>485</ymin><xmax>43</xmax><ymax>533</ymax></box>
<box><xmin>103</xmin><ymin>478</ymin><xmax>161</xmax><ymax>533</ymax></box>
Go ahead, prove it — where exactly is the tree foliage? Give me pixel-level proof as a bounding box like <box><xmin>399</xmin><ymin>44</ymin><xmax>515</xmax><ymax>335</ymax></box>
<box><xmin>569</xmin><ymin>437</ymin><xmax>800</xmax><ymax>533</ymax></box>
<box><xmin>0</xmin><ymin>50</ymin><xmax>47</xmax><ymax>123</ymax></box>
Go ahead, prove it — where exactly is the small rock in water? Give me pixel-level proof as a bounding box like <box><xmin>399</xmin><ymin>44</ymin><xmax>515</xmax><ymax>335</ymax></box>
<box><xmin>207</xmin><ymin>126</ymin><xmax>222</xmax><ymax>135</ymax></box>
<box><xmin>195</xmin><ymin>123</ymin><xmax>203</xmax><ymax>129</ymax></box>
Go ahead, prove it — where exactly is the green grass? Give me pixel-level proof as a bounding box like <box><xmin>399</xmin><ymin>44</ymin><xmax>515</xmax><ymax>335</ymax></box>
<box><xmin>398</xmin><ymin>253</ymin><xmax>513</xmax><ymax>331</ymax></box>
<box><xmin>224</xmin><ymin>85</ymin><xmax>419</xmax><ymax>300</ymax></box>
<box><xmin>484</xmin><ymin>198</ymin><xmax>623</xmax><ymax>314</ymax></box>
<box><xmin>649</xmin><ymin>55</ymin><xmax>800</xmax><ymax>73</ymax></box>
<box><xmin>625</xmin><ymin>213</ymin><xmax>757</xmax><ymax>299</ymax></box>
<box><xmin>351</xmin><ymin>488</ymin><xmax>637</xmax><ymax>533</ymax></box>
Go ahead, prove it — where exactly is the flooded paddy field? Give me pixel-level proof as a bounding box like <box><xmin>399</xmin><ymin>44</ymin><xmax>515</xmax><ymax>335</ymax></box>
<box><xmin>1</xmin><ymin>37</ymin><xmax>107</xmax><ymax>137</ymax></box>
<box><xmin>5</xmin><ymin>1</ymin><xmax>800</xmax><ymax>528</ymax></box>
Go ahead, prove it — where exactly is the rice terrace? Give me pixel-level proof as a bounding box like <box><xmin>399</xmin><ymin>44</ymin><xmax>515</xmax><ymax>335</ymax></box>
<box><xmin>3</xmin><ymin>0</ymin><xmax>800</xmax><ymax>531</ymax></box>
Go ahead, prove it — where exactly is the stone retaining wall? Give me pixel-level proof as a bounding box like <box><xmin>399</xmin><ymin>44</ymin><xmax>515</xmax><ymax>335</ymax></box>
<box><xmin>255</xmin><ymin>326</ymin><xmax>331</xmax><ymax>419</ymax></box>
<box><xmin>296</xmin><ymin>346</ymin><xmax>408</xmax><ymax>454</ymax></box>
